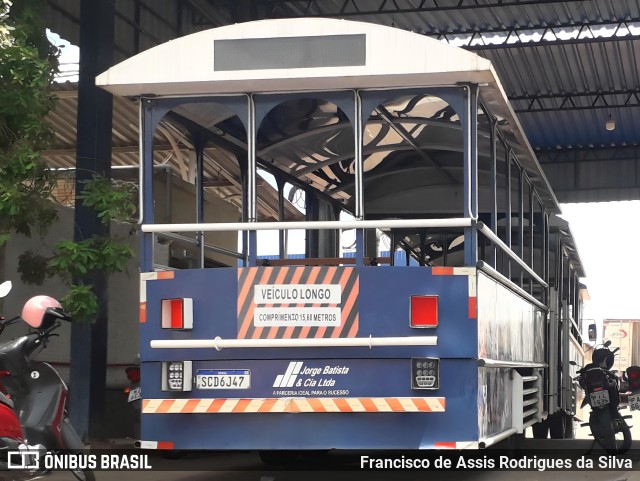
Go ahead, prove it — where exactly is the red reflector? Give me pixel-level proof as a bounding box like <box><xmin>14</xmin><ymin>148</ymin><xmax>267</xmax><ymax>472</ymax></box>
<box><xmin>125</xmin><ymin>367</ymin><xmax>140</xmax><ymax>383</ymax></box>
<box><xmin>594</xmin><ymin>387</ymin><xmax>603</xmax><ymax>391</ymax></box>
<box><xmin>161</xmin><ymin>298</ymin><xmax>193</xmax><ymax>329</ymax></box>
<box><xmin>628</xmin><ymin>368</ymin><xmax>640</xmax><ymax>380</ymax></box>
<box><xmin>410</xmin><ymin>296</ymin><xmax>438</xmax><ymax>327</ymax></box>
<box><xmin>170</xmin><ymin>300</ymin><xmax>183</xmax><ymax>328</ymax></box>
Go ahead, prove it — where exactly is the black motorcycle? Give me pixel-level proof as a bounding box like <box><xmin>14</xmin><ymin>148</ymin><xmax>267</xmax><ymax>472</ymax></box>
<box><xmin>0</xmin><ymin>293</ymin><xmax>94</xmax><ymax>481</ymax></box>
<box><xmin>572</xmin><ymin>341</ymin><xmax>632</xmax><ymax>454</ymax></box>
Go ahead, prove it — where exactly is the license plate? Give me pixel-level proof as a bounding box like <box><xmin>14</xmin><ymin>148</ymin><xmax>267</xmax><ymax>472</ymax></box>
<box><xmin>128</xmin><ymin>387</ymin><xmax>141</xmax><ymax>402</ymax></box>
<box><xmin>629</xmin><ymin>393</ymin><xmax>640</xmax><ymax>411</ymax></box>
<box><xmin>196</xmin><ymin>369</ymin><xmax>250</xmax><ymax>389</ymax></box>
<box><xmin>590</xmin><ymin>390</ymin><xmax>610</xmax><ymax>407</ymax></box>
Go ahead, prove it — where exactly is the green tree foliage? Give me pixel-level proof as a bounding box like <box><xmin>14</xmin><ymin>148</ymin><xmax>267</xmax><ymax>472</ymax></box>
<box><xmin>0</xmin><ymin>1</ymin><xmax>136</xmax><ymax>322</ymax></box>
<box><xmin>0</xmin><ymin>0</ymin><xmax>58</xmax><ymax>241</ymax></box>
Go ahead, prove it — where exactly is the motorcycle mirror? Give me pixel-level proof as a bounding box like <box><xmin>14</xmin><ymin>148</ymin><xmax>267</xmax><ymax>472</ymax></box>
<box><xmin>0</xmin><ymin>281</ymin><xmax>12</xmax><ymax>298</ymax></box>
<box><xmin>569</xmin><ymin>361</ymin><xmax>578</xmax><ymax>366</ymax></box>
<box><xmin>604</xmin><ymin>340</ymin><xmax>612</xmax><ymax>348</ymax></box>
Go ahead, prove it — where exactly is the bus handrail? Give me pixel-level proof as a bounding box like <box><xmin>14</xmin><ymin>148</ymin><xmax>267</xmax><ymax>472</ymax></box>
<box><xmin>157</xmin><ymin>232</ymin><xmax>244</xmax><ymax>260</ymax></box>
<box><xmin>257</xmin><ymin>257</ymin><xmax>391</xmax><ymax>267</ymax></box>
<box><xmin>141</xmin><ymin>217</ymin><xmax>473</xmax><ymax>233</ymax></box>
<box><xmin>150</xmin><ymin>335</ymin><xmax>438</xmax><ymax>350</ymax></box>
<box><xmin>477</xmin><ymin>261</ymin><xmax>548</xmax><ymax>311</ymax></box>
<box><xmin>476</xmin><ymin>221</ymin><xmax>548</xmax><ymax>288</ymax></box>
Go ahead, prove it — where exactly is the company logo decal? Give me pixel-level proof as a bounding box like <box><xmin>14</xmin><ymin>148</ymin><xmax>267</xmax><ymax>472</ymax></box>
<box><xmin>272</xmin><ymin>361</ymin><xmax>350</xmax><ymax>395</ymax></box>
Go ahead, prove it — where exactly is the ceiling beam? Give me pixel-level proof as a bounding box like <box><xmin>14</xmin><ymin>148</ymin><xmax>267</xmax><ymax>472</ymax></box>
<box><xmin>42</xmin><ymin>144</ymin><xmax>175</xmax><ymax>157</ymax></box>
<box><xmin>266</xmin><ymin>0</ymin><xmax>586</xmax><ymax>18</ymax></box>
<box><xmin>511</xmin><ymin>88</ymin><xmax>640</xmax><ymax>113</ymax></box>
<box><xmin>47</xmin><ymin>1</ymin><xmax>132</xmax><ymax>57</ymax></box>
<box><xmin>538</xmin><ymin>145</ymin><xmax>640</xmax><ymax>164</ymax></box>
<box><xmin>438</xmin><ymin>20</ymin><xmax>640</xmax><ymax>49</ymax></box>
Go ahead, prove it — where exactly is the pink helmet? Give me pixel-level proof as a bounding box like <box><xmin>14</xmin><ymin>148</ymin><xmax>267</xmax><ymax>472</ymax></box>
<box><xmin>21</xmin><ymin>296</ymin><xmax>62</xmax><ymax>329</ymax></box>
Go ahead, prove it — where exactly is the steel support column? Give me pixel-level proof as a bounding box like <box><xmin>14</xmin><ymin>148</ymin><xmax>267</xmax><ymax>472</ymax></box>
<box><xmin>70</xmin><ymin>0</ymin><xmax>115</xmax><ymax>440</ymax></box>
<box><xmin>463</xmin><ymin>84</ymin><xmax>478</xmax><ymax>266</ymax></box>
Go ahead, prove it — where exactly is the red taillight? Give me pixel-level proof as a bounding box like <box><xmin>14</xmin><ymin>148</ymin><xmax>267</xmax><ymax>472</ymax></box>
<box><xmin>594</xmin><ymin>387</ymin><xmax>603</xmax><ymax>391</ymax></box>
<box><xmin>161</xmin><ymin>298</ymin><xmax>193</xmax><ymax>329</ymax></box>
<box><xmin>410</xmin><ymin>296</ymin><xmax>438</xmax><ymax>328</ymax></box>
<box><xmin>125</xmin><ymin>366</ymin><xmax>140</xmax><ymax>383</ymax></box>
<box><xmin>627</xmin><ymin>367</ymin><xmax>640</xmax><ymax>380</ymax></box>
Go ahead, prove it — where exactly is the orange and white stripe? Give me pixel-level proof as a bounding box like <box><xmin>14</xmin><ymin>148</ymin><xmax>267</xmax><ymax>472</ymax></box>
<box><xmin>433</xmin><ymin>441</ymin><xmax>479</xmax><ymax>449</ymax></box>
<box><xmin>139</xmin><ymin>440</ymin><xmax>175</xmax><ymax>450</ymax></box>
<box><xmin>431</xmin><ymin>266</ymin><xmax>477</xmax><ymax>319</ymax></box>
<box><xmin>142</xmin><ymin>397</ymin><xmax>446</xmax><ymax>414</ymax></box>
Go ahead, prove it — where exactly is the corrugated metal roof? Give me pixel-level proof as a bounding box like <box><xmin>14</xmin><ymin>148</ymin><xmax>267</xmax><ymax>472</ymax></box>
<box><xmin>44</xmin><ymin>0</ymin><xmax>640</xmax><ymax>202</ymax></box>
<box><xmin>44</xmin><ymin>84</ymin><xmax>303</xmax><ymax>222</ymax></box>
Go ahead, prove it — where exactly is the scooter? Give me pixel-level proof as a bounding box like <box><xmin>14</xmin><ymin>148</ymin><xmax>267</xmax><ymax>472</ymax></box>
<box><xmin>572</xmin><ymin>341</ymin><xmax>632</xmax><ymax>454</ymax></box>
<box><xmin>0</xmin><ymin>281</ymin><xmax>31</xmax><ymax>472</ymax></box>
<box><xmin>0</xmin><ymin>281</ymin><xmax>94</xmax><ymax>481</ymax></box>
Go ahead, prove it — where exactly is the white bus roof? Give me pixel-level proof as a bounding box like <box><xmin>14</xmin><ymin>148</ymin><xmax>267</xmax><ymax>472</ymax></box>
<box><xmin>97</xmin><ymin>18</ymin><xmax>559</xmax><ymax>212</ymax></box>
<box><xmin>97</xmin><ymin>18</ymin><xmax>495</xmax><ymax>96</ymax></box>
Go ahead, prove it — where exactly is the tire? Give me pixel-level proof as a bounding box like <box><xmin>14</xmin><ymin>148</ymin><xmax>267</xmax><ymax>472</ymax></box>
<box><xmin>589</xmin><ymin>409</ymin><xmax>630</xmax><ymax>454</ymax></box>
<box><xmin>531</xmin><ymin>420</ymin><xmax>549</xmax><ymax>439</ymax></box>
<box><xmin>590</xmin><ymin>409</ymin><xmax>613</xmax><ymax>451</ymax></box>
<box><xmin>563</xmin><ymin>413</ymin><xmax>576</xmax><ymax>439</ymax></box>
<box><xmin>70</xmin><ymin>468</ymin><xmax>96</xmax><ymax>481</ymax></box>
<box><xmin>611</xmin><ymin>415</ymin><xmax>632</xmax><ymax>454</ymax></box>
<box><xmin>549</xmin><ymin>412</ymin><xmax>575</xmax><ymax>439</ymax></box>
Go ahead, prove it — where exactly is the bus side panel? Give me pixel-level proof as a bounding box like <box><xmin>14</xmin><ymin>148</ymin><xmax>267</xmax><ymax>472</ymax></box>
<box><xmin>478</xmin><ymin>367</ymin><xmax>512</xmax><ymax>440</ymax></box>
<box><xmin>140</xmin><ymin>358</ymin><xmax>478</xmax><ymax>449</ymax></box>
<box><xmin>476</xmin><ymin>273</ymin><xmax>546</xmax><ymax>439</ymax></box>
<box><xmin>477</xmin><ymin>272</ymin><xmax>545</xmax><ymax>364</ymax></box>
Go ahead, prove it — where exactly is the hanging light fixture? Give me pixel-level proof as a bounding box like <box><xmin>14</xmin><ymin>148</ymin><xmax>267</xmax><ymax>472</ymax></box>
<box><xmin>605</xmin><ymin>114</ymin><xmax>616</xmax><ymax>131</ymax></box>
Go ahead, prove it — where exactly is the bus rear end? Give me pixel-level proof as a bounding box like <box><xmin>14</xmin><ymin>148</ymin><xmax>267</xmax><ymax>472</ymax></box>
<box><xmin>140</xmin><ymin>264</ymin><xmax>480</xmax><ymax>449</ymax></box>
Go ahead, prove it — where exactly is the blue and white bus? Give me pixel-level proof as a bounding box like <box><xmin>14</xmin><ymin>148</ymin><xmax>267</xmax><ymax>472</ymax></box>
<box><xmin>97</xmin><ymin>17</ymin><xmax>586</xmax><ymax>452</ymax></box>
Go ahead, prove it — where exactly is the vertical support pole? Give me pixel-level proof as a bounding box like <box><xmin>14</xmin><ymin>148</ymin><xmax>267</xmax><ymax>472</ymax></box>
<box><xmin>139</xmin><ymin>100</ymin><xmax>155</xmax><ymax>273</ymax></box>
<box><xmin>194</xmin><ymin>134</ymin><xmax>205</xmax><ymax>268</ymax></box>
<box><xmin>505</xmin><ymin>151</ymin><xmax>512</xmax><ymax>280</ymax></box>
<box><xmin>247</xmin><ymin>95</ymin><xmax>257</xmax><ymax>265</ymax></box>
<box><xmin>354</xmin><ymin>91</ymin><xmax>364</xmax><ymax>266</ymax></box>
<box><xmin>463</xmin><ymin>85</ymin><xmax>478</xmax><ymax>266</ymax></box>
<box><xmin>239</xmin><ymin>162</ymin><xmax>248</xmax><ymax>267</ymax></box>
<box><xmin>305</xmin><ymin>190</ymin><xmax>319</xmax><ymax>258</ymax></box>
<box><xmin>277</xmin><ymin>177</ymin><xmax>287</xmax><ymax>259</ymax></box>
<box><xmin>70</xmin><ymin>0</ymin><xmax>114</xmax><ymax>440</ymax></box>
<box><xmin>518</xmin><ymin>169</ymin><xmax>524</xmax><ymax>288</ymax></box>
<box><xmin>528</xmin><ymin>184</ymin><xmax>534</xmax><ymax>294</ymax></box>
<box><xmin>543</xmin><ymin>211</ymin><xmax>549</xmax><ymax>306</ymax></box>
<box><xmin>490</xmin><ymin>118</ymin><xmax>498</xmax><ymax>269</ymax></box>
